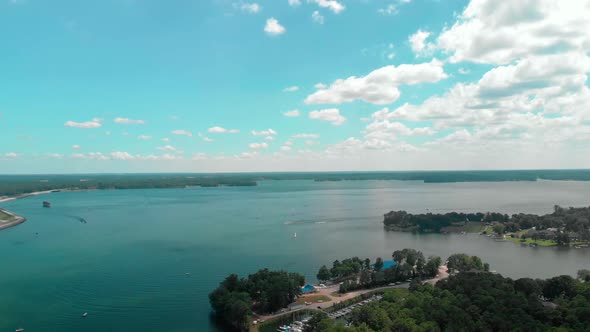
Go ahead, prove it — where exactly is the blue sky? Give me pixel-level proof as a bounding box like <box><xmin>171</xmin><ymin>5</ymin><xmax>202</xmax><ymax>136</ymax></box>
<box><xmin>1</xmin><ymin>0</ymin><xmax>590</xmax><ymax>173</ymax></box>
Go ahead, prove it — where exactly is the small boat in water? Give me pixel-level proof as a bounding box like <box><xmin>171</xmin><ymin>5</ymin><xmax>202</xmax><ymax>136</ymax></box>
<box><xmin>42</xmin><ymin>201</ymin><xmax>51</xmax><ymax>208</ymax></box>
<box><xmin>82</xmin><ymin>312</ymin><xmax>88</xmax><ymax>318</ymax></box>
<box><xmin>16</xmin><ymin>328</ymin><xmax>24</xmax><ymax>332</ymax></box>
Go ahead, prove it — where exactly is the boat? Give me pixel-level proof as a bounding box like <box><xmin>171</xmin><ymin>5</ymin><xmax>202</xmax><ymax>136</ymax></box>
<box><xmin>42</xmin><ymin>201</ymin><xmax>51</xmax><ymax>208</ymax></box>
<box><xmin>82</xmin><ymin>312</ymin><xmax>88</xmax><ymax>318</ymax></box>
<box><xmin>16</xmin><ymin>328</ymin><xmax>24</xmax><ymax>332</ymax></box>
<box><xmin>293</xmin><ymin>232</ymin><xmax>297</xmax><ymax>238</ymax></box>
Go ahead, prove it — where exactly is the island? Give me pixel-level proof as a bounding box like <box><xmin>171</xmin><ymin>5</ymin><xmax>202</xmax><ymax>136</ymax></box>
<box><xmin>0</xmin><ymin>208</ymin><xmax>26</xmax><ymax>230</ymax></box>
<box><xmin>209</xmin><ymin>249</ymin><xmax>590</xmax><ymax>332</ymax></box>
<box><xmin>383</xmin><ymin>206</ymin><xmax>590</xmax><ymax>247</ymax></box>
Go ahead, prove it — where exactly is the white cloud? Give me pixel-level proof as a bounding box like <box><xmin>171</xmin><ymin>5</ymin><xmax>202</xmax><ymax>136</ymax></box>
<box><xmin>162</xmin><ymin>137</ymin><xmax>170</xmax><ymax>142</ymax></box>
<box><xmin>249</xmin><ymin>142</ymin><xmax>269</xmax><ymax>150</ymax></box>
<box><xmin>45</xmin><ymin>153</ymin><xmax>63</xmax><ymax>159</ymax></box>
<box><xmin>283</xmin><ymin>86</ymin><xmax>299</xmax><ymax>92</ymax></box>
<box><xmin>409</xmin><ymin>29</ymin><xmax>434</xmax><ymax>57</ymax></box>
<box><xmin>4</xmin><ymin>152</ymin><xmax>18</xmax><ymax>158</ymax></box>
<box><xmin>208</xmin><ymin>126</ymin><xmax>240</xmax><ymax>134</ymax></box>
<box><xmin>437</xmin><ymin>0</ymin><xmax>590</xmax><ymax>64</ymax></box>
<box><xmin>309</xmin><ymin>108</ymin><xmax>347</xmax><ymax>125</ymax></box>
<box><xmin>305</xmin><ymin>59</ymin><xmax>447</xmax><ymax>105</ymax></box>
<box><xmin>114</xmin><ymin>117</ymin><xmax>145</xmax><ymax>125</ymax></box>
<box><xmin>157</xmin><ymin>145</ymin><xmax>177</xmax><ymax>152</ymax></box>
<box><xmin>312</xmin><ymin>11</ymin><xmax>325</xmax><ymax>24</ymax></box>
<box><xmin>72</xmin><ymin>145</ymin><xmax>81</xmax><ymax>150</ymax></box>
<box><xmin>280</xmin><ymin>145</ymin><xmax>292</xmax><ymax>151</ymax></box>
<box><xmin>71</xmin><ymin>152</ymin><xmax>109</xmax><ymax>160</ymax></box>
<box><xmin>264</xmin><ymin>136</ymin><xmax>275</xmax><ymax>141</ymax></box>
<box><xmin>251</xmin><ymin>128</ymin><xmax>277</xmax><ymax>136</ymax></box>
<box><xmin>293</xmin><ymin>133</ymin><xmax>320</xmax><ymax>139</ymax></box>
<box><xmin>283</xmin><ymin>110</ymin><xmax>301</xmax><ymax>117</ymax></box>
<box><xmin>171</xmin><ymin>129</ymin><xmax>193</xmax><ymax>137</ymax></box>
<box><xmin>110</xmin><ymin>151</ymin><xmax>135</xmax><ymax>160</ymax></box>
<box><xmin>138</xmin><ymin>135</ymin><xmax>152</xmax><ymax>140</ymax></box>
<box><xmin>308</xmin><ymin>0</ymin><xmax>345</xmax><ymax>14</ymax></box>
<box><xmin>378</xmin><ymin>4</ymin><xmax>397</xmax><ymax>16</ymax></box>
<box><xmin>203</xmin><ymin>137</ymin><xmax>215</xmax><ymax>142</ymax></box>
<box><xmin>314</xmin><ymin>83</ymin><xmax>327</xmax><ymax>89</ymax></box>
<box><xmin>64</xmin><ymin>118</ymin><xmax>102</xmax><ymax>129</ymax></box>
<box><xmin>234</xmin><ymin>2</ymin><xmax>261</xmax><ymax>13</ymax></box>
<box><xmin>264</xmin><ymin>18</ymin><xmax>286</xmax><ymax>36</ymax></box>
<box><xmin>288</xmin><ymin>0</ymin><xmax>301</xmax><ymax>6</ymax></box>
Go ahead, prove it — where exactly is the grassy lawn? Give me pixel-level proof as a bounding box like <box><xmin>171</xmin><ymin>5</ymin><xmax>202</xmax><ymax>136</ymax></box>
<box><xmin>0</xmin><ymin>210</ymin><xmax>15</xmax><ymax>222</ymax></box>
<box><xmin>506</xmin><ymin>237</ymin><xmax>557</xmax><ymax>246</ymax></box>
<box><xmin>295</xmin><ymin>295</ymin><xmax>331</xmax><ymax>304</ymax></box>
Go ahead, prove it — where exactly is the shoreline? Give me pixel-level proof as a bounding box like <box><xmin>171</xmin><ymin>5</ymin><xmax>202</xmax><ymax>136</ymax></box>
<box><xmin>0</xmin><ymin>208</ymin><xmax>27</xmax><ymax>231</ymax></box>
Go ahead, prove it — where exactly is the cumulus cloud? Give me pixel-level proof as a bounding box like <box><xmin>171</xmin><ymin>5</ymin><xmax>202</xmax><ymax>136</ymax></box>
<box><xmin>234</xmin><ymin>2</ymin><xmax>261</xmax><ymax>13</ymax></box>
<box><xmin>283</xmin><ymin>86</ymin><xmax>299</xmax><ymax>92</ymax></box>
<box><xmin>312</xmin><ymin>11</ymin><xmax>325</xmax><ymax>24</ymax></box>
<box><xmin>4</xmin><ymin>152</ymin><xmax>18</xmax><ymax>158</ymax></box>
<box><xmin>283</xmin><ymin>110</ymin><xmax>301</xmax><ymax>117</ymax></box>
<box><xmin>171</xmin><ymin>129</ymin><xmax>193</xmax><ymax>137</ymax></box>
<box><xmin>264</xmin><ymin>18</ymin><xmax>286</xmax><ymax>36</ymax></box>
<box><xmin>157</xmin><ymin>145</ymin><xmax>177</xmax><ymax>152</ymax></box>
<box><xmin>305</xmin><ymin>59</ymin><xmax>447</xmax><ymax>105</ymax></box>
<box><xmin>308</xmin><ymin>0</ymin><xmax>345</xmax><ymax>14</ymax></box>
<box><xmin>293</xmin><ymin>133</ymin><xmax>320</xmax><ymax>139</ymax></box>
<box><xmin>409</xmin><ymin>30</ymin><xmax>434</xmax><ymax>57</ymax></box>
<box><xmin>314</xmin><ymin>83</ymin><xmax>327</xmax><ymax>89</ymax></box>
<box><xmin>309</xmin><ymin>108</ymin><xmax>347</xmax><ymax>125</ymax></box>
<box><xmin>437</xmin><ymin>0</ymin><xmax>590</xmax><ymax>64</ymax></box>
<box><xmin>288</xmin><ymin>0</ymin><xmax>301</xmax><ymax>6</ymax></box>
<box><xmin>138</xmin><ymin>135</ymin><xmax>152</xmax><ymax>140</ymax></box>
<box><xmin>208</xmin><ymin>126</ymin><xmax>240</xmax><ymax>134</ymax></box>
<box><xmin>72</xmin><ymin>145</ymin><xmax>81</xmax><ymax>150</ymax></box>
<box><xmin>252</xmin><ymin>128</ymin><xmax>277</xmax><ymax>136</ymax></box>
<box><xmin>114</xmin><ymin>117</ymin><xmax>145</xmax><ymax>125</ymax></box>
<box><xmin>249</xmin><ymin>142</ymin><xmax>269</xmax><ymax>150</ymax></box>
<box><xmin>110</xmin><ymin>151</ymin><xmax>135</xmax><ymax>160</ymax></box>
<box><xmin>378</xmin><ymin>4</ymin><xmax>397</xmax><ymax>16</ymax></box>
<box><xmin>64</xmin><ymin>118</ymin><xmax>102</xmax><ymax>129</ymax></box>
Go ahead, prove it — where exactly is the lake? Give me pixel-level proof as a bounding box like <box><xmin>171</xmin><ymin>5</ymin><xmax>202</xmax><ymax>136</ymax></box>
<box><xmin>1</xmin><ymin>179</ymin><xmax>590</xmax><ymax>331</ymax></box>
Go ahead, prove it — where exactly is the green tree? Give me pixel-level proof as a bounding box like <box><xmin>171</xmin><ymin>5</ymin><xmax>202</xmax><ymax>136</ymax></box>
<box><xmin>492</xmin><ymin>223</ymin><xmax>505</xmax><ymax>235</ymax></box>
<box><xmin>317</xmin><ymin>265</ymin><xmax>331</xmax><ymax>282</ymax></box>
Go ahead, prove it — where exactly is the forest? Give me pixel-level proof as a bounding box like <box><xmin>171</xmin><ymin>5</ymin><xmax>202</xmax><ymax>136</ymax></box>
<box><xmin>304</xmin><ymin>270</ymin><xmax>590</xmax><ymax>331</ymax></box>
<box><xmin>208</xmin><ymin>269</ymin><xmax>305</xmax><ymax>330</ymax></box>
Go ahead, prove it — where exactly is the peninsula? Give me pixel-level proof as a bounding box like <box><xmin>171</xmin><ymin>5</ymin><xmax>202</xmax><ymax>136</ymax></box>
<box><xmin>0</xmin><ymin>208</ymin><xmax>26</xmax><ymax>231</ymax></box>
<box><xmin>383</xmin><ymin>206</ymin><xmax>590</xmax><ymax>247</ymax></box>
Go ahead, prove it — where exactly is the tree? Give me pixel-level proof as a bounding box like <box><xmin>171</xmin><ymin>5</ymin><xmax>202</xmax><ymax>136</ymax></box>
<box><xmin>375</xmin><ymin>257</ymin><xmax>384</xmax><ymax>271</ymax></box>
<box><xmin>493</xmin><ymin>223</ymin><xmax>505</xmax><ymax>235</ymax></box>
<box><xmin>317</xmin><ymin>265</ymin><xmax>331</xmax><ymax>282</ymax></box>
<box><xmin>577</xmin><ymin>269</ymin><xmax>590</xmax><ymax>282</ymax></box>
<box><xmin>423</xmin><ymin>256</ymin><xmax>442</xmax><ymax>278</ymax></box>
<box><xmin>543</xmin><ymin>275</ymin><xmax>576</xmax><ymax>299</ymax></box>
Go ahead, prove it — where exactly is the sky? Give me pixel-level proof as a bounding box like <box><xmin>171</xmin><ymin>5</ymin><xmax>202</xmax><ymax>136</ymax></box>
<box><xmin>1</xmin><ymin>0</ymin><xmax>590</xmax><ymax>173</ymax></box>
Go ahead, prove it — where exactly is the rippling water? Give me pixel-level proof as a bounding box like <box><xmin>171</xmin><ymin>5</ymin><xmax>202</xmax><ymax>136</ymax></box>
<box><xmin>1</xmin><ymin>180</ymin><xmax>590</xmax><ymax>331</ymax></box>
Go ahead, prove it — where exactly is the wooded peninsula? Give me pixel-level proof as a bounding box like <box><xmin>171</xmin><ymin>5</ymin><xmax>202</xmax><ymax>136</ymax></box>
<box><xmin>383</xmin><ymin>206</ymin><xmax>590</xmax><ymax>247</ymax></box>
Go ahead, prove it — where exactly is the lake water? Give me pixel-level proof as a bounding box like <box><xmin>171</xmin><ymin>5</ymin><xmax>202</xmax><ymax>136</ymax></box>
<box><xmin>1</xmin><ymin>180</ymin><xmax>590</xmax><ymax>332</ymax></box>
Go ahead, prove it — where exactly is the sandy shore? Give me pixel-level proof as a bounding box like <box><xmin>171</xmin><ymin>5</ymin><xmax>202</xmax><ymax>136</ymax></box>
<box><xmin>0</xmin><ymin>208</ymin><xmax>27</xmax><ymax>230</ymax></box>
<box><xmin>0</xmin><ymin>190</ymin><xmax>55</xmax><ymax>204</ymax></box>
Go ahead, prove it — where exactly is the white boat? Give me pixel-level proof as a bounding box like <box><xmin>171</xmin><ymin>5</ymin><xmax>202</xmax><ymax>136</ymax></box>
<box><xmin>82</xmin><ymin>312</ymin><xmax>88</xmax><ymax>318</ymax></box>
<box><xmin>16</xmin><ymin>329</ymin><xmax>24</xmax><ymax>332</ymax></box>
<box><xmin>293</xmin><ymin>232</ymin><xmax>297</xmax><ymax>238</ymax></box>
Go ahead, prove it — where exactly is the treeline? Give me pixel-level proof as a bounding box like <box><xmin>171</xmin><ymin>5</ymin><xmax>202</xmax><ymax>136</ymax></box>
<box><xmin>0</xmin><ymin>175</ymin><xmax>256</xmax><ymax>196</ymax></box>
<box><xmin>208</xmin><ymin>269</ymin><xmax>304</xmax><ymax>331</ymax></box>
<box><xmin>384</xmin><ymin>206</ymin><xmax>590</xmax><ymax>241</ymax></box>
<box><xmin>305</xmin><ymin>268</ymin><xmax>590</xmax><ymax>331</ymax></box>
<box><xmin>316</xmin><ymin>249</ymin><xmax>443</xmax><ymax>294</ymax></box>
